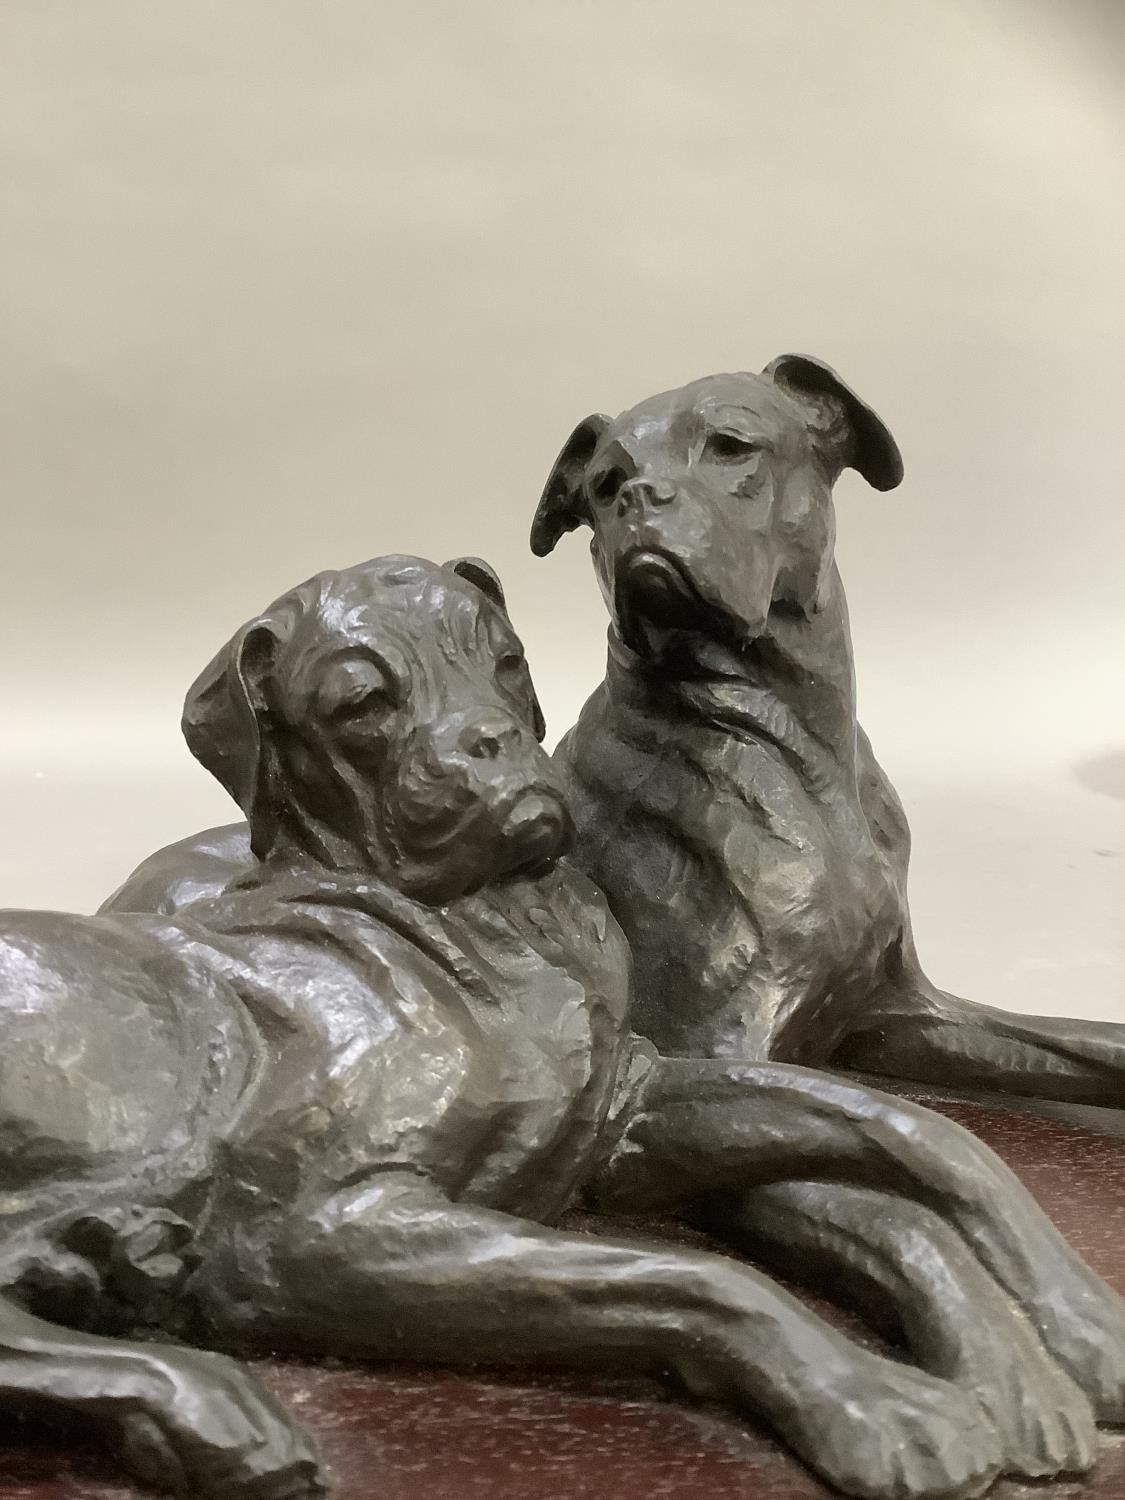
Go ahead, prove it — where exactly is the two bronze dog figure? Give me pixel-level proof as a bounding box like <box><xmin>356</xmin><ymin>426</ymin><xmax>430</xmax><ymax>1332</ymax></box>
<box><xmin>1</xmin><ymin>360</ymin><xmax>1122</xmax><ymax>1500</ymax></box>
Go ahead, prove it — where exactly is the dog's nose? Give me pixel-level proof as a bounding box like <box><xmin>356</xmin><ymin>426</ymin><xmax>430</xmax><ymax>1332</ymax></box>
<box><xmin>459</xmin><ymin>715</ymin><xmax>523</xmax><ymax>760</ymax></box>
<box><xmin>617</xmin><ymin>478</ymin><xmax>676</xmax><ymax>516</ymax></box>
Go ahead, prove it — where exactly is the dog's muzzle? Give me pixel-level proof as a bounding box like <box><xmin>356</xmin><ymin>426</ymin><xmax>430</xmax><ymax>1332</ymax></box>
<box><xmin>614</xmin><ymin>549</ymin><xmax>710</xmax><ymax>654</ymax></box>
<box><xmin>499</xmin><ymin>788</ymin><xmax>575</xmax><ymax>877</ymax></box>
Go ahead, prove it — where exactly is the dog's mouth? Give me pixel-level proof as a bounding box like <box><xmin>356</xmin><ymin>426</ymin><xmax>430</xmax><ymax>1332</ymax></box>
<box><xmin>388</xmin><ymin>781</ymin><xmax>573</xmax><ymax>905</ymax></box>
<box><xmin>614</xmin><ymin>550</ymin><xmax>717</xmax><ymax>657</ymax></box>
<box><xmin>500</xmin><ymin>787</ymin><xmax>574</xmax><ymax>876</ymax></box>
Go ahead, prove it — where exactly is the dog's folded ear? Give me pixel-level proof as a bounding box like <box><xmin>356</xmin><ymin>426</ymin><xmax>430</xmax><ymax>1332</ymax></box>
<box><xmin>445</xmin><ymin>556</ymin><xmax>507</xmax><ymax>611</ymax></box>
<box><xmin>444</xmin><ymin>555</ymin><xmax>548</xmax><ymax>743</ymax></box>
<box><xmin>764</xmin><ymin>354</ymin><xmax>904</xmax><ymax>492</ymax></box>
<box><xmin>182</xmin><ymin>616</ymin><xmax>284</xmax><ymax>860</ymax></box>
<box><xmin>530</xmin><ymin>413</ymin><xmax>613</xmax><ymax>556</ymax></box>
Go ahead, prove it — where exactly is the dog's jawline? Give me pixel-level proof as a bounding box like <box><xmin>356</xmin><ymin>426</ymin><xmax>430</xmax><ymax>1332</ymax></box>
<box><xmin>614</xmin><ymin>562</ymin><xmax>810</xmax><ymax>683</ymax></box>
<box><xmin>616</xmin><ymin>583</ymin><xmax>738</xmax><ymax>670</ymax></box>
<box><xmin>614</xmin><ymin>613</ymin><xmax>794</xmax><ymax>689</ymax></box>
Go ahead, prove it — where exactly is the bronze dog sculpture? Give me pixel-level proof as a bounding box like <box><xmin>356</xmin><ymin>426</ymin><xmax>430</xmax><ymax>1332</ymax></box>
<box><xmin>41</xmin><ymin>554</ymin><xmax>1124</xmax><ymax>1498</ymax></box>
<box><xmin>530</xmin><ymin>354</ymin><xmax>1125</xmax><ymax>1106</ymax></box>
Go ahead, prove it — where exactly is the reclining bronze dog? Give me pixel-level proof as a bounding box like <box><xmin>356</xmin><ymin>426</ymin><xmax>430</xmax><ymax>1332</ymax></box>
<box><xmin>531</xmin><ymin>354</ymin><xmax>1125</xmax><ymax>1106</ymax></box>
<box><xmin>12</xmin><ymin>554</ymin><xmax>1124</xmax><ymax>1499</ymax></box>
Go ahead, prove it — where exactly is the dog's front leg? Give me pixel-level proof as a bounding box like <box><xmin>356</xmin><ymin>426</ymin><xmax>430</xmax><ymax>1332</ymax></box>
<box><xmin>830</xmin><ymin>975</ymin><xmax>1125</xmax><ymax>1107</ymax></box>
<box><xmin>585</xmin><ymin>1056</ymin><xmax>1125</xmax><ymax>1423</ymax></box>
<box><xmin>196</xmin><ymin>1172</ymin><xmax>1001</xmax><ymax>1500</ymax></box>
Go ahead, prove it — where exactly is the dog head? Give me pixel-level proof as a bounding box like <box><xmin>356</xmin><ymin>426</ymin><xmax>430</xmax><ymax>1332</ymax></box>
<box><xmin>531</xmin><ymin>355</ymin><xmax>902</xmax><ymax>657</ymax></box>
<box><xmin>182</xmin><ymin>555</ymin><xmax>571</xmax><ymax>904</ymax></box>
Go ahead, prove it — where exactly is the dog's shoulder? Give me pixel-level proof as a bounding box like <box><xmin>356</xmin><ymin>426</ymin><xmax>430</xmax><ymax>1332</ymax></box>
<box><xmin>552</xmin><ymin>683</ymin><xmax>633</xmax><ymax>799</ymax></box>
<box><xmin>166</xmin><ymin>875</ymin><xmax>491</xmax><ymax>1192</ymax></box>
<box><xmin>171</xmin><ymin>865</ymin><xmax>637</xmax><ymax>1209</ymax></box>
<box><xmin>179</xmin><ymin>873</ymin><xmax>474</xmax><ymax>1025</ymax></box>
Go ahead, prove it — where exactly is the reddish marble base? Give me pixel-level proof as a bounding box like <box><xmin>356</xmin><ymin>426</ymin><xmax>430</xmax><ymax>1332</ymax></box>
<box><xmin>2</xmin><ymin>1086</ymin><xmax>1122</xmax><ymax>1499</ymax></box>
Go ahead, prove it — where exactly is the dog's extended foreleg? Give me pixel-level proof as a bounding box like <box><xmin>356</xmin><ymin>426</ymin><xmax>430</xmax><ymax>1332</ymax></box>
<box><xmin>0</xmin><ymin>1291</ymin><xmax>319</xmax><ymax>1497</ymax></box>
<box><xmin>586</xmin><ymin>1057</ymin><xmax>1125</xmax><ymax>1420</ymax></box>
<box><xmin>831</xmin><ymin>976</ymin><xmax>1125</xmax><ymax>1107</ymax></box>
<box><xmin>691</xmin><ymin>1180</ymin><xmax>1096</xmax><ymax>1480</ymax></box>
<box><xmin>196</xmin><ymin>1173</ymin><xmax>1001</xmax><ymax>1500</ymax></box>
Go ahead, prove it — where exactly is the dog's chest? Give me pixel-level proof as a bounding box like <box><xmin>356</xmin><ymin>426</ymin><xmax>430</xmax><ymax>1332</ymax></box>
<box><xmin>439</xmin><ymin>874</ymin><xmax>637</xmax><ymax>1220</ymax></box>
<box><xmin>562</xmin><ymin>697</ymin><xmax>904</xmax><ymax>1054</ymax></box>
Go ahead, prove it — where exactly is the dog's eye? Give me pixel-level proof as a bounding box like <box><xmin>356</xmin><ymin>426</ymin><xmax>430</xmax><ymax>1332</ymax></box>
<box><xmin>497</xmin><ymin>651</ymin><xmax>526</xmax><ymax>675</ymax></box>
<box><xmin>316</xmin><ymin>660</ymin><xmax>397</xmax><ymax>719</ymax></box>
<box><xmin>704</xmin><ymin>432</ymin><xmax>762</xmax><ymax>463</ymax></box>
<box><xmin>588</xmin><ymin>466</ymin><xmax>627</xmax><ymax>504</ymax></box>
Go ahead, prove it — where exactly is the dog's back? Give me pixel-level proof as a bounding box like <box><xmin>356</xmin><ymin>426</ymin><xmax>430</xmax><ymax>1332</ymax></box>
<box><xmin>101</xmin><ymin>823</ymin><xmax>252</xmax><ymax>916</ymax></box>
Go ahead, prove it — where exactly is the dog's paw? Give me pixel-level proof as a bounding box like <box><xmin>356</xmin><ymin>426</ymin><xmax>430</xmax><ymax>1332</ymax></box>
<box><xmin>930</xmin><ymin>1269</ymin><xmax>1098</xmax><ymax>1477</ymax></box>
<box><xmin>786</xmin><ymin>1357</ymin><xmax>1002</xmax><ymax>1500</ymax></box>
<box><xmin>118</xmin><ymin>1348</ymin><xmax>323</xmax><ymax>1499</ymax></box>
<box><xmin>1025</xmin><ymin>1269</ymin><xmax>1125</xmax><ymax>1423</ymax></box>
<box><xmin>955</xmin><ymin>1325</ymin><xmax>1097</xmax><ymax>1478</ymax></box>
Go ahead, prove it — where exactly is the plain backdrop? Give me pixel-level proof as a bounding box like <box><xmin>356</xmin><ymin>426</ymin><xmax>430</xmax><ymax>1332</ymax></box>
<box><xmin>2</xmin><ymin>0</ymin><xmax>1122</xmax><ymax>1020</ymax></box>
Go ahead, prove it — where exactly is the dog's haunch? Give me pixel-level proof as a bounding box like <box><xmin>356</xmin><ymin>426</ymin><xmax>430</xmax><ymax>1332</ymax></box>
<box><xmin>183</xmin><ymin>555</ymin><xmax>571</xmax><ymax>904</ymax></box>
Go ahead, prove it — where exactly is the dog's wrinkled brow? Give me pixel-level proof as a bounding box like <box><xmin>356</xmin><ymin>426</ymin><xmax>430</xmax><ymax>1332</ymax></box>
<box><xmin>696</xmin><ymin>400</ymin><xmax>774</xmax><ymax>437</ymax></box>
<box><xmin>613</xmin><ymin>410</ymin><xmax>694</xmax><ymax>460</ymax></box>
<box><xmin>307</xmin><ymin>584</ymin><xmax>520</xmax><ymax>699</ymax></box>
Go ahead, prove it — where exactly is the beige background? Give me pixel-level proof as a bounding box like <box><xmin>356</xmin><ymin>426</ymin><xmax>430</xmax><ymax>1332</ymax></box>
<box><xmin>1</xmin><ymin>0</ymin><xmax>1122</xmax><ymax>1020</ymax></box>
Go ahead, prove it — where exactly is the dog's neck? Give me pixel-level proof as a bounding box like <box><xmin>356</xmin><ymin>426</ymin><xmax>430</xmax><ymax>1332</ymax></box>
<box><xmin>264</xmin><ymin>818</ymin><xmax>379</xmax><ymax>879</ymax></box>
<box><xmin>606</xmin><ymin>564</ymin><xmax>859</xmax><ymax>780</ymax></box>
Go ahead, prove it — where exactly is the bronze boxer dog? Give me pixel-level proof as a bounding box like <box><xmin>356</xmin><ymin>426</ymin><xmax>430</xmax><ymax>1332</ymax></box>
<box><xmin>530</xmin><ymin>354</ymin><xmax>1125</xmax><ymax>1106</ymax></box>
<box><xmin>38</xmin><ymin>554</ymin><xmax>1123</xmax><ymax>1498</ymax></box>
